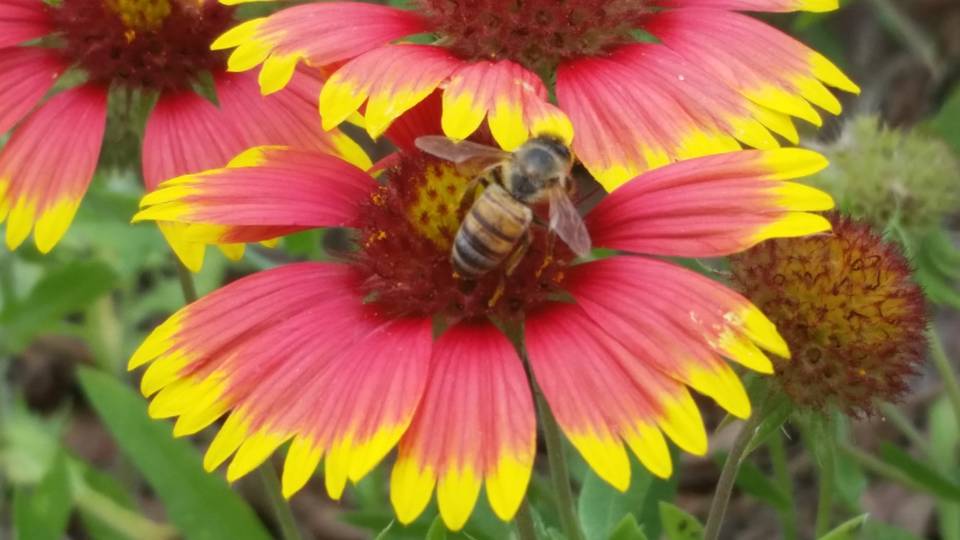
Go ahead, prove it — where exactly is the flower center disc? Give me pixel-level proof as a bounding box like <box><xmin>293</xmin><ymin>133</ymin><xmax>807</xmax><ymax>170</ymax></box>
<box><xmin>420</xmin><ymin>0</ymin><xmax>649</xmax><ymax>72</ymax></box>
<box><xmin>355</xmin><ymin>155</ymin><xmax>574</xmax><ymax>324</ymax></box>
<box><xmin>54</xmin><ymin>0</ymin><xmax>233</xmax><ymax>91</ymax></box>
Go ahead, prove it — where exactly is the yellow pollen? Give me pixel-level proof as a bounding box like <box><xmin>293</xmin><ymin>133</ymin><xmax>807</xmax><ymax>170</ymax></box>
<box><xmin>106</xmin><ymin>0</ymin><xmax>172</xmax><ymax>30</ymax></box>
<box><xmin>407</xmin><ymin>163</ymin><xmax>474</xmax><ymax>249</ymax></box>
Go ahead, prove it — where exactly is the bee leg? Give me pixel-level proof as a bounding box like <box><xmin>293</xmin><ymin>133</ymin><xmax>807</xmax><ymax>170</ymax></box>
<box><xmin>489</xmin><ymin>231</ymin><xmax>532</xmax><ymax>308</ymax></box>
<box><xmin>505</xmin><ymin>229</ymin><xmax>533</xmax><ymax>276</ymax></box>
<box><xmin>536</xmin><ymin>231</ymin><xmax>556</xmax><ymax>278</ymax></box>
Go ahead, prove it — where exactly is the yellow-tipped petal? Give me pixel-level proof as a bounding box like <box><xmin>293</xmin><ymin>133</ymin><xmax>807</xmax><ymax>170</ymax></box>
<box><xmin>762</xmin><ymin>148</ymin><xmax>829</xmax><ymax>179</ymax></box>
<box><xmin>204</xmin><ymin>412</ymin><xmax>251</xmax><ymax>471</ymax></box>
<box><xmin>751</xmin><ymin>105</ymin><xmax>801</xmax><ymax>143</ymax></box>
<box><xmin>227</xmin><ymin>430</ymin><xmax>288</xmax><ymax>482</ymax></box>
<box><xmin>811</xmin><ymin>53</ymin><xmax>860</xmax><ymax>94</ymax></box>
<box><xmin>226</xmin><ymin>145</ymin><xmax>285</xmax><ymax>168</ymax></box>
<box><xmin>567</xmin><ymin>432</ymin><xmax>630</xmax><ymax>491</ymax></box>
<box><xmin>436</xmin><ymin>465</ymin><xmax>482</xmax><ymax>532</ymax></box>
<box><xmin>323</xmin><ymin>438</ymin><xmax>351</xmax><ymax>500</ymax></box>
<box><xmin>799</xmin><ymin>0</ymin><xmax>839</xmax><ymax>13</ymax></box>
<box><xmin>331</xmin><ymin>134</ymin><xmax>373</xmax><ymax>171</ymax></box>
<box><xmin>773</xmin><ymin>182</ymin><xmax>835</xmax><ymax>211</ymax></box>
<box><xmin>173</xmin><ymin>397</ymin><xmax>230</xmax><ymax>437</ymax></box>
<box><xmin>738</xmin><ymin>305</ymin><xmax>792</xmax><ymax>359</ymax></box>
<box><xmin>729</xmin><ymin>117</ymin><xmax>779</xmax><ymax>150</ymax></box>
<box><xmin>148</xmin><ymin>375</ymin><xmax>225</xmax><ymax>419</ymax></box>
<box><xmin>657</xmin><ymin>389</ymin><xmax>710</xmax><ymax>454</ymax></box>
<box><xmin>228</xmin><ymin>41</ymin><xmax>273</xmax><ymax>74</ymax></box>
<box><xmin>487</xmin><ymin>98</ymin><xmax>526</xmax><ymax>151</ymax></box>
<box><xmin>442</xmin><ymin>90</ymin><xmax>487</xmax><ymax>142</ymax></box>
<box><xmin>218</xmin><ymin>243</ymin><xmax>245</xmax><ymax>261</ymax></box>
<box><xmin>794</xmin><ymin>76</ymin><xmax>842</xmax><ymax>115</ymax></box>
<box><xmin>158</xmin><ymin>222</ymin><xmax>205</xmax><ymax>273</ymax></box>
<box><xmin>129</xmin><ymin>314</ymin><xmax>182</xmax><ymax>369</ymax></box>
<box><xmin>259</xmin><ymin>53</ymin><xmax>300</xmax><ymax>95</ymax></box>
<box><xmin>210</xmin><ymin>18</ymin><xmax>265</xmax><ymax>50</ymax></box>
<box><xmin>5</xmin><ymin>197</ymin><xmax>36</xmax><ymax>250</ymax></box>
<box><xmin>623</xmin><ymin>423</ymin><xmax>672</xmax><ymax>479</ymax></box>
<box><xmin>716</xmin><ymin>330</ymin><xmax>775</xmax><ymax>374</ymax></box>
<box><xmin>746</xmin><ymin>85</ymin><xmax>823</xmax><ymax>127</ymax></box>
<box><xmin>139</xmin><ymin>351</ymin><xmax>189</xmax><ymax>395</ymax></box>
<box><xmin>346</xmin><ymin>425</ymin><xmax>405</xmax><ymax>483</ymax></box>
<box><xmin>319</xmin><ymin>77</ymin><xmax>368</xmax><ymax>131</ymax></box>
<box><xmin>676</xmin><ymin>130</ymin><xmax>741</xmax><ymax>160</ymax></box>
<box><xmin>390</xmin><ymin>457</ymin><xmax>436</xmax><ymax>524</ymax></box>
<box><xmin>34</xmin><ymin>199</ymin><xmax>80</xmax><ymax>254</ymax></box>
<box><xmin>282</xmin><ymin>436</ymin><xmax>323</xmax><ymax>499</ymax></box>
<box><xmin>754</xmin><ymin>212</ymin><xmax>832</xmax><ymax>243</ymax></box>
<box><xmin>485</xmin><ymin>454</ymin><xmax>532</xmax><ymax>522</ymax></box>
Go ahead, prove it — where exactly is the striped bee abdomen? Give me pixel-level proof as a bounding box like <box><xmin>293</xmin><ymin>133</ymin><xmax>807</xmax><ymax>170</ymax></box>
<box><xmin>452</xmin><ymin>183</ymin><xmax>532</xmax><ymax>277</ymax></box>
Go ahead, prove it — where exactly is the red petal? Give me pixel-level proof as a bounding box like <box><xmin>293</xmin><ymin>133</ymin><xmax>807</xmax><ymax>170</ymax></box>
<box><xmin>0</xmin><ymin>47</ymin><xmax>65</xmax><ymax>134</ymax></box>
<box><xmin>392</xmin><ymin>324</ymin><xmax>535</xmax><ymax>530</ymax></box>
<box><xmin>587</xmin><ymin>149</ymin><xmax>833</xmax><ymax>257</ymax></box>
<box><xmin>130</xmin><ymin>263</ymin><xmax>433</xmax><ymax>499</ymax></box>
<box><xmin>135</xmin><ymin>147</ymin><xmax>376</xmax><ymax>243</ymax></box>
<box><xmin>0</xmin><ymin>0</ymin><xmax>53</xmax><ymax>47</ymax></box>
<box><xmin>0</xmin><ymin>85</ymin><xmax>107</xmax><ymax>252</ymax></box>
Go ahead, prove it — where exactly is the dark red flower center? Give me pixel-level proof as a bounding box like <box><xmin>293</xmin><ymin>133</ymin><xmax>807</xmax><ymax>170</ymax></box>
<box><xmin>53</xmin><ymin>0</ymin><xmax>233</xmax><ymax>92</ymax></box>
<box><xmin>353</xmin><ymin>153</ymin><xmax>575</xmax><ymax>324</ymax></box>
<box><xmin>420</xmin><ymin>0</ymin><xmax>650</xmax><ymax>73</ymax></box>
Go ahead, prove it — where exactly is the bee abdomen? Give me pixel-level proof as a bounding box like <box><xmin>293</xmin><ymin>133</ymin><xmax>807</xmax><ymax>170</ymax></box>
<box><xmin>452</xmin><ymin>187</ymin><xmax>531</xmax><ymax>277</ymax></box>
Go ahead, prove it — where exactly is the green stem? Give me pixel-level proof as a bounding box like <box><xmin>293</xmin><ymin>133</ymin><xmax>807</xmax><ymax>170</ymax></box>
<box><xmin>175</xmin><ymin>261</ymin><xmax>198</xmax><ymax>303</ymax></box>
<box><xmin>929</xmin><ymin>328</ymin><xmax>960</xmax><ymax>428</ymax></box>
<box><xmin>514</xmin><ymin>499</ymin><xmax>539</xmax><ymax>540</ymax></box>
<box><xmin>768</xmin><ymin>433</ymin><xmax>797</xmax><ymax>540</ymax></box>
<box><xmin>257</xmin><ymin>465</ymin><xmax>302</xmax><ymax>540</ymax></box>
<box><xmin>535</xmin><ymin>388</ymin><xmax>585</xmax><ymax>540</ymax></box>
<box><xmin>74</xmin><ymin>479</ymin><xmax>178</xmax><ymax>540</ymax></box>
<box><xmin>172</xmin><ymin>255</ymin><xmax>300</xmax><ymax>540</ymax></box>
<box><xmin>703</xmin><ymin>397</ymin><xmax>769</xmax><ymax>540</ymax></box>
<box><xmin>814</xmin><ymin>440</ymin><xmax>836</xmax><ymax>537</ymax></box>
<box><xmin>839</xmin><ymin>442</ymin><xmax>933</xmax><ymax>495</ymax></box>
<box><xmin>867</xmin><ymin>0</ymin><xmax>942</xmax><ymax>77</ymax></box>
<box><xmin>879</xmin><ymin>402</ymin><xmax>931</xmax><ymax>456</ymax></box>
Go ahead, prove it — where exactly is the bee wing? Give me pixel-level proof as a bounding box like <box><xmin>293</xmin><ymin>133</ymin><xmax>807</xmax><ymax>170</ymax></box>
<box><xmin>548</xmin><ymin>188</ymin><xmax>592</xmax><ymax>258</ymax></box>
<box><xmin>415</xmin><ymin>135</ymin><xmax>509</xmax><ymax>168</ymax></box>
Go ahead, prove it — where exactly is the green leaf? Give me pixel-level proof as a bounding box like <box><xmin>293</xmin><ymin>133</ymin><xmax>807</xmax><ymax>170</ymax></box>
<box><xmin>930</xmin><ymin>397</ymin><xmax>960</xmax><ymax>540</ymax></box>
<box><xmin>0</xmin><ymin>403</ymin><xmax>64</xmax><ymax>485</ymax></box>
<box><xmin>578</xmin><ymin>454</ymin><xmax>677</xmax><ymax>540</ymax></box>
<box><xmin>858</xmin><ymin>521</ymin><xmax>923</xmax><ymax>540</ymax></box>
<box><xmin>878</xmin><ymin>442</ymin><xmax>960</xmax><ymax>501</ymax></box>
<box><xmin>1</xmin><ymin>260</ymin><xmax>117</xmax><ymax>350</ymax></box>
<box><xmin>832</xmin><ymin>417</ymin><xmax>867</xmax><ymax>509</ymax></box>
<box><xmin>77</xmin><ymin>368</ymin><xmax>271</xmax><ymax>540</ymax></box>
<box><xmin>817</xmin><ymin>514</ymin><xmax>869</xmax><ymax>540</ymax></box>
<box><xmin>607</xmin><ymin>514</ymin><xmax>649</xmax><ymax>540</ymax></box>
<box><xmin>13</xmin><ymin>453</ymin><xmax>73</xmax><ymax>540</ymax></box>
<box><xmin>931</xmin><ymin>87</ymin><xmax>960</xmax><ymax>152</ymax></box>
<box><xmin>424</xmin><ymin>515</ymin><xmax>480</xmax><ymax>540</ymax></box>
<box><xmin>426</xmin><ymin>516</ymin><xmax>447</xmax><ymax>540</ymax></box>
<box><xmin>658</xmin><ymin>502</ymin><xmax>704</xmax><ymax>540</ymax></box>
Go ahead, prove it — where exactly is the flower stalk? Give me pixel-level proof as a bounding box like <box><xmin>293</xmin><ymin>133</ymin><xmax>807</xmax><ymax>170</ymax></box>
<box><xmin>703</xmin><ymin>394</ymin><xmax>770</xmax><ymax>540</ymax></box>
<box><xmin>928</xmin><ymin>328</ymin><xmax>960</xmax><ymax>426</ymax></box>
<box><xmin>535</xmin><ymin>386</ymin><xmax>585</xmax><ymax>540</ymax></box>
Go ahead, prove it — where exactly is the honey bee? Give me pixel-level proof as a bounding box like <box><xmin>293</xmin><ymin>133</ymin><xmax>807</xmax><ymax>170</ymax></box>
<box><xmin>415</xmin><ymin>134</ymin><xmax>592</xmax><ymax>278</ymax></box>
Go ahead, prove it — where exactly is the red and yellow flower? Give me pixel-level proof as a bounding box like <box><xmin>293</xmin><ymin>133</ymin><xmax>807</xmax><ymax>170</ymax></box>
<box><xmin>130</xmin><ymin>104</ymin><xmax>834</xmax><ymax>530</ymax></box>
<box><xmin>212</xmin><ymin>0</ymin><xmax>858</xmax><ymax>190</ymax></box>
<box><xmin>0</xmin><ymin>0</ymin><xmax>366</xmax><ymax>266</ymax></box>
